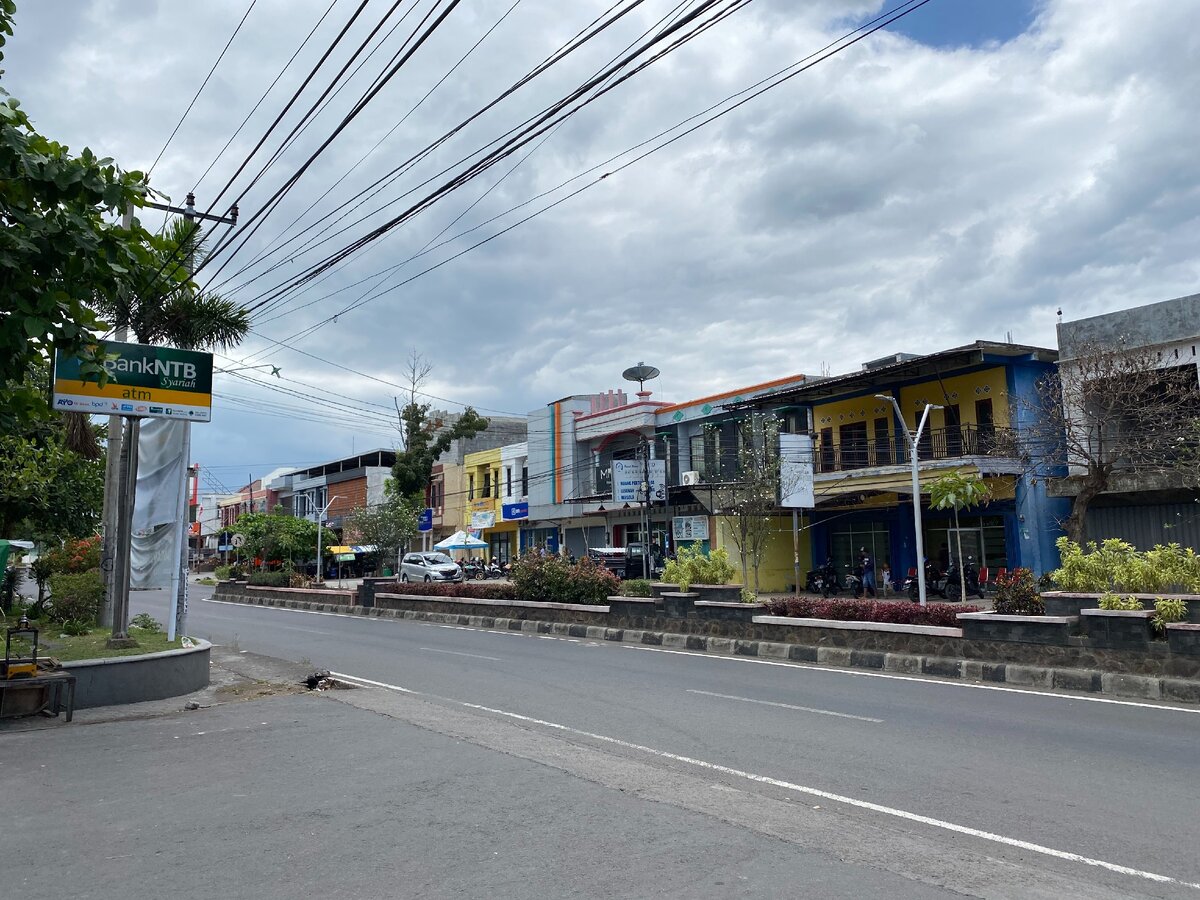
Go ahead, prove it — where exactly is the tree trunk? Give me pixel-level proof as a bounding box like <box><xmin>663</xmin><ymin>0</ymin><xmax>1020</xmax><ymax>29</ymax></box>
<box><xmin>954</xmin><ymin>508</ymin><xmax>966</xmax><ymax>604</ymax></box>
<box><xmin>1064</xmin><ymin>469</ymin><xmax>1108</xmax><ymax>545</ymax></box>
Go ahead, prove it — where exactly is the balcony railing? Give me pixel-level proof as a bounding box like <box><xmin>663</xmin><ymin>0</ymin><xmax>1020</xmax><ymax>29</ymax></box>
<box><xmin>814</xmin><ymin>425</ymin><xmax>1014</xmax><ymax>474</ymax></box>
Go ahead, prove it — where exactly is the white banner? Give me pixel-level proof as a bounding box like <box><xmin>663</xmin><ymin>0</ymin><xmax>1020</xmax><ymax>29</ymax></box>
<box><xmin>471</xmin><ymin>511</ymin><xmax>496</xmax><ymax>529</ymax></box>
<box><xmin>612</xmin><ymin>458</ymin><xmax>666</xmax><ymax>503</ymax></box>
<box><xmin>779</xmin><ymin>433</ymin><xmax>815</xmax><ymax>508</ymax></box>
<box><xmin>672</xmin><ymin>515</ymin><xmax>709</xmax><ymax>541</ymax></box>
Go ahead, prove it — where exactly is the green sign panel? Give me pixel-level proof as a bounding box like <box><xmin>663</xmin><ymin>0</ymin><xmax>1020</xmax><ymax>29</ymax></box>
<box><xmin>53</xmin><ymin>340</ymin><xmax>214</xmax><ymax>422</ymax></box>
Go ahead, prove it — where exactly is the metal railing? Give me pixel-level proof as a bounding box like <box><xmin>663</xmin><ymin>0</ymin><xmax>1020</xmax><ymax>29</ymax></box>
<box><xmin>814</xmin><ymin>425</ymin><xmax>1014</xmax><ymax>474</ymax></box>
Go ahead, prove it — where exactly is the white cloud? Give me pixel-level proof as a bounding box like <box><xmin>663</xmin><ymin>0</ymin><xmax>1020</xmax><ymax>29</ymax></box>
<box><xmin>5</xmin><ymin>0</ymin><xmax>1199</xmax><ymax>479</ymax></box>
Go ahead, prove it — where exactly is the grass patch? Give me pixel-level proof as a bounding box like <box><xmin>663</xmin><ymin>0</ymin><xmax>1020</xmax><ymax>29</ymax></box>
<box><xmin>5</xmin><ymin>622</ymin><xmax>186</xmax><ymax>662</ymax></box>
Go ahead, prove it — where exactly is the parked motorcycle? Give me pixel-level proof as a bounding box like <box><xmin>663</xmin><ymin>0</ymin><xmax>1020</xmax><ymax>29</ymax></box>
<box><xmin>483</xmin><ymin>562</ymin><xmax>505</xmax><ymax>580</ymax></box>
<box><xmin>944</xmin><ymin>555</ymin><xmax>985</xmax><ymax>600</ymax></box>
<box><xmin>843</xmin><ymin>563</ymin><xmax>863</xmax><ymax>599</ymax></box>
<box><xmin>462</xmin><ymin>561</ymin><xmax>484</xmax><ymax>580</ymax></box>
<box><xmin>805</xmin><ymin>558</ymin><xmax>843</xmax><ymax>598</ymax></box>
<box><xmin>906</xmin><ymin>560</ymin><xmax>948</xmax><ymax>602</ymax></box>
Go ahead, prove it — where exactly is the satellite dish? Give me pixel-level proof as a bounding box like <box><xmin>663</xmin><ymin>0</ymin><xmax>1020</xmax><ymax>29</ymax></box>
<box><xmin>621</xmin><ymin>362</ymin><xmax>660</xmax><ymax>392</ymax></box>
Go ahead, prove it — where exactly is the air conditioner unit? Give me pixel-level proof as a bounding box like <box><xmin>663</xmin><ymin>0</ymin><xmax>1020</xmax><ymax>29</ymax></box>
<box><xmin>681</xmin><ymin>471</ymin><xmax>702</xmax><ymax>486</ymax></box>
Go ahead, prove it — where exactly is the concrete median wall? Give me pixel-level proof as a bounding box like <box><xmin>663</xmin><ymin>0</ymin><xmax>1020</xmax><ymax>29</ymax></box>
<box><xmin>63</xmin><ymin>640</ymin><xmax>211</xmax><ymax>709</ymax></box>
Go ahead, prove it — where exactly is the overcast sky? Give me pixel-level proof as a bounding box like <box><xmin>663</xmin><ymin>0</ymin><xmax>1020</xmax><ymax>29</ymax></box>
<box><xmin>7</xmin><ymin>0</ymin><xmax>1199</xmax><ymax>492</ymax></box>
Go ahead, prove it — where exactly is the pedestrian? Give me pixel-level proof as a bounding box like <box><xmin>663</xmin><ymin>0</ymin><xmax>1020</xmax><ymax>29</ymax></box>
<box><xmin>880</xmin><ymin>561</ymin><xmax>892</xmax><ymax>597</ymax></box>
<box><xmin>859</xmin><ymin>547</ymin><xmax>876</xmax><ymax>598</ymax></box>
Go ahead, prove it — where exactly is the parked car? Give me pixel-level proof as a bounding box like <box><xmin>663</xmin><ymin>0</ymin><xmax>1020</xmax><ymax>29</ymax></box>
<box><xmin>400</xmin><ymin>552</ymin><xmax>463</xmax><ymax>583</ymax></box>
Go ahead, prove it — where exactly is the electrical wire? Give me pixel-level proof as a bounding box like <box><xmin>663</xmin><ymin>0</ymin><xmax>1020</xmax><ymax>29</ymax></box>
<box><xmin>148</xmin><ymin>0</ymin><xmax>260</xmax><ymax>175</ymax></box>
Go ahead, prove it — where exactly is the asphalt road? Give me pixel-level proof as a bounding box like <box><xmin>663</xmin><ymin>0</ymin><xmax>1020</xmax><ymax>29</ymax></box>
<box><xmin>117</xmin><ymin>585</ymin><xmax>1200</xmax><ymax>897</ymax></box>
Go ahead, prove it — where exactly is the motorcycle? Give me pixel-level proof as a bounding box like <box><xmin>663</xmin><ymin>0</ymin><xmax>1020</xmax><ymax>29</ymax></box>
<box><xmin>843</xmin><ymin>564</ymin><xmax>863</xmax><ymax>599</ymax></box>
<box><xmin>482</xmin><ymin>562</ymin><xmax>505</xmax><ymax>580</ymax></box>
<box><xmin>805</xmin><ymin>558</ymin><xmax>843</xmax><ymax>598</ymax></box>
<box><xmin>906</xmin><ymin>560</ymin><xmax>948</xmax><ymax>602</ymax></box>
<box><xmin>944</xmin><ymin>555</ymin><xmax>985</xmax><ymax>600</ymax></box>
<box><xmin>462</xmin><ymin>561</ymin><xmax>484</xmax><ymax>580</ymax></box>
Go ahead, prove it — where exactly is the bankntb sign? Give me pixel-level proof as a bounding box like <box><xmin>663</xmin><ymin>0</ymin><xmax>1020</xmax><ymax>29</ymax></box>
<box><xmin>53</xmin><ymin>340</ymin><xmax>214</xmax><ymax>422</ymax></box>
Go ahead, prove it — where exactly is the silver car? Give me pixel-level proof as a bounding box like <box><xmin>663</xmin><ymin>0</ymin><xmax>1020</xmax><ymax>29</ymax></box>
<box><xmin>400</xmin><ymin>552</ymin><xmax>463</xmax><ymax>583</ymax></box>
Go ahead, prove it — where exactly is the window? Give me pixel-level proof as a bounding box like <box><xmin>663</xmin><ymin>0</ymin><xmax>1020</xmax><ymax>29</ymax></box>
<box><xmin>873</xmin><ymin>416</ymin><xmax>891</xmax><ymax>466</ymax></box>
<box><xmin>689</xmin><ymin>429</ymin><xmax>720</xmax><ymax>477</ymax></box>
<box><xmin>819</xmin><ymin>427</ymin><xmax>834</xmax><ymax>471</ymax></box>
<box><xmin>521</xmin><ymin>466</ymin><xmax>528</xmax><ymax>496</ymax></box>
<box><xmin>505</xmin><ymin>466</ymin><xmax>513</xmax><ymax>498</ymax></box>
<box><xmin>483</xmin><ymin>471</ymin><xmax>491</xmax><ymax>498</ymax></box>
<box><xmin>839</xmin><ymin>422</ymin><xmax>868</xmax><ymax>469</ymax></box>
<box><xmin>944</xmin><ymin>404</ymin><xmax>962</xmax><ymax>456</ymax></box>
<box><xmin>468</xmin><ymin>474</ymin><xmax>475</xmax><ymax>500</ymax></box>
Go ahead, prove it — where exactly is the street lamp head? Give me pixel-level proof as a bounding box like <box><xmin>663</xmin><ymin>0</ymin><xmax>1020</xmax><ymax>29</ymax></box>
<box><xmin>873</xmin><ymin>394</ymin><xmax>890</xmax><ymax>401</ymax></box>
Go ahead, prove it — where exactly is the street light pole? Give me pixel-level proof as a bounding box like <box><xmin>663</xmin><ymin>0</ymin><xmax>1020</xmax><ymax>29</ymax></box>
<box><xmin>877</xmin><ymin>395</ymin><xmax>941</xmax><ymax>607</ymax></box>
<box><xmin>316</xmin><ymin>495</ymin><xmax>342</xmax><ymax>584</ymax></box>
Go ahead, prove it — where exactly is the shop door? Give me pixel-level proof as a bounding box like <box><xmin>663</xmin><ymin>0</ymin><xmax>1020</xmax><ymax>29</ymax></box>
<box><xmin>946</xmin><ymin>528</ymin><xmax>982</xmax><ymax>567</ymax></box>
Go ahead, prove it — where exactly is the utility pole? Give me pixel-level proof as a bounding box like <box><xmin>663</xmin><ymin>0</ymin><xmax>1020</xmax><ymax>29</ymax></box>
<box><xmin>640</xmin><ymin>439</ymin><xmax>651</xmax><ymax>580</ymax></box>
<box><xmin>146</xmin><ymin>193</ymin><xmax>237</xmax><ymax>640</ymax></box>
<box><xmin>99</xmin><ymin>206</ymin><xmax>133</xmax><ymax>628</ymax></box>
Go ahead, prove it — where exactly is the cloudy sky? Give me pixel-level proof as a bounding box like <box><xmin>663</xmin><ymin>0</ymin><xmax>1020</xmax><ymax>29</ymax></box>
<box><xmin>7</xmin><ymin>0</ymin><xmax>1199</xmax><ymax>492</ymax></box>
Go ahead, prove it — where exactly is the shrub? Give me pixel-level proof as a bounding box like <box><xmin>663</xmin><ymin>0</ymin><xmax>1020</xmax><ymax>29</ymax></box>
<box><xmin>740</xmin><ymin>587</ymin><xmax>757</xmax><ymax>603</ymax></box>
<box><xmin>661</xmin><ymin>545</ymin><xmax>736</xmax><ymax>592</ymax></box>
<box><xmin>46</xmin><ymin>570</ymin><xmax>104</xmax><ymax>624</ymax></box>
<box><xmin>389</xmin><ymin>581</ymin><xmax>517</xmax><ymax>601</ymax></box>
<box><xmin>1152</xmin><ymin>598</ymin><xmax>1188</xmax><ymax>636</ymax></box>
<box><xmin>1052</xmin><ymin>537</ymin><xmax>1200</xmax><ymax>594</ymax></box>
<box><xmin>993</xmin><ymin>568</ymin><xmax>1044</xmax><ymax>616</ymax></box>
<box><xmin>41</xmin><ymin>535</ymin><xmax>102</xmax><ymax>576</ymax></box>
<box><xmin>762</xmin><ymin>597</ymin><xmax>977</xmax><ymax>628</ymax></box>
<box><xmin>131</xmin><ymin>613</ymin><xmax>163</xmax><ymax>633</ymax></box>
<box><xmin>214</xmin><ymin>565</ymin><xmax>233</xmax><ymax>581</ymax></box>
<box><xmin>509</xmin><ymin>553</ymin><xmax>619</xmax><ymax>605</ymax></box>
<box><xmin>61</xmin><ymin>619</ymin><xmax>93</xmax><ymax>636</ymax></box>
<box><xmin>1098</xmin><ymin>592</ymin><xmax>1143</xmax><ymax>611</ymax></box>
<box><xmin>247</xmin><ymin>572</ymin><xmax>291</xmax><ymax>587</ymax></box>
<box><xmin>620</xmin><ymin>579</ymin><xmax>653</xmax><ymax>597</ymax></box>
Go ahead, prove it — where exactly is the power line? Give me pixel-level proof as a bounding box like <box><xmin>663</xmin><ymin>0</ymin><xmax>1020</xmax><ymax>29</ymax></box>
<box><xmin>148</xmin><ymin>0</ymin><xmax>260</xmax><ymax>174</ymax></box>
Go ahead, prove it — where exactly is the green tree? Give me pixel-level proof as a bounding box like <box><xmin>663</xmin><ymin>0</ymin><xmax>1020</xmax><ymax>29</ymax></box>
<box><xmin>345</xmin><ymin>489</ymin><xmax>420</xmax><ymax>575</ymax></box>
<box><xmin>390</xmin><ymin>351</ymin><xmax>488</xmax><ymax>499</ymax></box>
<box><xmin>232</xmin><ymin>511</ymin><xmax>323</xmax><ymax>567</ymax></box>
<box><xmin>0</xmin><ymin>359</ymin><xmax>105</xmax><ymax>540</ymax></box>
<box><xmin>929</xmin><ymin>472</ymin><xmax>992</xmax><ymax>603</ymax></box>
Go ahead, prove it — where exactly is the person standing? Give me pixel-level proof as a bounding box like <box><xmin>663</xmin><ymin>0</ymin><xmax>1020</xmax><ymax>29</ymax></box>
<box><xmin>859</xmin><ymin>547</ymin><xmax>877</xmax><ymax>598</ymax></box>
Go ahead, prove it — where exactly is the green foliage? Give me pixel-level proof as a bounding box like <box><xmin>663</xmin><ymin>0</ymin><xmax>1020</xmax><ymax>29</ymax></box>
<box><xmin>1053</xmin><ymin>537</ymin><xmax>1200</xmax><ymax>593</ymax></box>
<box><xmin>214</xmin><ymin>565</ymin><xmax>233</xmax><ymax>581</ymax></box>
<box><xmin>508</xmin><ymin>553</ymin><xmax>619</xmax><ymax>605</ymax></box>
<box><xmin>40</xmin><ymin>535</ymin><xmax>101</xmax><ymax>574</ymax></box>
<box><xmin>661</xmin><ymin>545</ymin><xmax>735</xmax><ymax>592</ymax></box>
<box><xmin>346</xmin><ymin>492</ymin><xmax>419</xmax><ymax>574</ymax></box>
<box><xmin>619</xmin><ymin>579</ymin><xmax>653</xmax><ymax>597</ymax></box>
<box><xmin>1152</xmin><ymin>598</ymin><xmax>1188</xmax><ymax>636</ymax></box>
<box><xmin>247</xmin><ymin>572</ymin><xmax>291</xmax><ymax>587</ymax></box>
<box><xmin>233</xmin><ymin>511</ymin><xmax>322</xmax><ymax>565</ymax></box>
<box><xmin>60</xmin><ymin>619</ymin><xmax>93</xmax><ymax>636</ymax></box>
<box><xmin>739</xmin><ymin>587</ymin><xmax>758</xmax><ymax>603</ymax></box>
<box><xmin>46</xmin><ymin>569</ymin><xmax>104</xmax><ymax>624</ymax></box>
<box><xmin>1098</xmin><ymin>592</ymin><xmax>1144</xmax><ymax>611</ymax></box>
<box><xmin>992</xmin><ymin>568</ymin><xmax>1044</xmax><ymax>615</ymax></box>
<box><xmin>130</xmin><ymin>612</ymin><xmax>162</xmax><ymax>633</ymax></box>
<box><xmin>930</xmin><ymin>473</ymin><xmax>993</xmax><ymax>603</ymax></box>
<box><xmin>0</xmin><ymin>362</ymin><xmax>105</xmax><ymax>540</ymax></box>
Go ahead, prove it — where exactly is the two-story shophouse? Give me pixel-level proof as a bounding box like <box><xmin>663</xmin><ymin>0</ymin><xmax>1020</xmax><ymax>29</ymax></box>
<box><xmin>740</xmin><ymin>341</ymin><xmax>1070</xmax><ymax>581</ymax></box>
<box><xmin>460</xmin><ymin>442</ymin><xmax>530</xmax><ymax>562</ymax></box>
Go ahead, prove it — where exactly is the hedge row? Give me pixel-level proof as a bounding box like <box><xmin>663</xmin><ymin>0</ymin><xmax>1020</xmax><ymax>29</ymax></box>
<box><xmin>763</xmin><ymin>597</ymin><xmax>978</xmax><ymax>628</ymax></box>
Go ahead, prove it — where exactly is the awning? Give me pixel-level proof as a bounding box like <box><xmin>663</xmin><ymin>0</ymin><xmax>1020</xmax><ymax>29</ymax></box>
<box><xmin>326</xmin><ymin>545</ymin><xmax>378</xmax><ymax>554</ymax></box>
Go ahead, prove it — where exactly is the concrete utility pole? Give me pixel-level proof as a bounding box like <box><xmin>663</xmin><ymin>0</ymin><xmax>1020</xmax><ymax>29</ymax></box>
<box><xmin>107</xmin><ymin>416</ymin><xmax>141</xmax><ymax>647</ymax></box>
<box><xmin>99</xmin><ymin>206</ymin><xmax>134</xmax><ymax>628</ymax></box>
<box><xmin>316</xmin><ymin>495</ymin><xmax>342</xmax><ymax>584</ymax></box>
<box><xmin>877</xmin><ymin>395</ymin><xmax>941</xmax><ymax>607</ymax></box>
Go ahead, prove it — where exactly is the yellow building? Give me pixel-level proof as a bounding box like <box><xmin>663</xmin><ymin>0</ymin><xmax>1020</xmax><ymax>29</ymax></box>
<box><xmin>462</xmin><ymin>446</ymin><xmax>520</xmax><ymax>562</ymax></box>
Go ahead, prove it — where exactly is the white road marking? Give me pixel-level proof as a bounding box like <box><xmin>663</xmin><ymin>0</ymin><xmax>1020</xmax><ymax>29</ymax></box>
<box><xmin>329</xmin><ymin>672</ymin><xmax>415</xmax><ymax>693</ymax></box>
<box><xmin>332</xmin><ymin>670</ymin><xmax>1200</xmax><ymax>892</ymax></box>
<box><xmin>201</xmin><ymin>597</ymin><xmax>1199</xmax><ymax>713</ymax></box>
<box><xmin>419</xmin><ymin>647</ymin><xmax>502</xmax><ymax>662</ymax></box>
<box><xmin>624</xmin><ymin>645</ymin><xmax>1200</xmax><ymax>715</ymax></box>
<box><xmin>686</xmin><ymin>689</ymin><xmax>883</xmax><ymax>723</ymax></box>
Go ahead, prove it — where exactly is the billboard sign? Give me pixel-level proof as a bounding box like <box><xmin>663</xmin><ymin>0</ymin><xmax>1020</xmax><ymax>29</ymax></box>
<box><xmin>672</xmin><ymin>515</ymin><xmax>709</xmax><ymax>542</ymax></box>
<box><xmin>53</xmin><ymin>340</ymin><xmax>213</xmax><ymax>422</ymax></box>
<box><xmin>417</xmin><ymin>508</ymin><xmax>433</xmax><ymax>532</ymax></box>
<box><xmin>612</xmin><ymin>459</ymin><xmax>666</xmax><ymax>503</ymax></box>
<box><xmin>502</xmin><ymin>501</ymin><xmax>529</xmax><ymax>520</ymax></box>
<box><xmin>779</xmin><ymin>433</ymin><xmax>815</xmax><ymax>508</ymax></box>
<box><xmin>471</xmin><ymin>510</ymin><xmax>496</xmax><ymax>529</ymax></box>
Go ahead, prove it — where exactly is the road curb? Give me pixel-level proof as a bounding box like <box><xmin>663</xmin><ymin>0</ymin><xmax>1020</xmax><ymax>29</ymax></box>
<box><xmin>219</xmin><ymin>594</ymin><xmax>1200</xmax><ymax>704</ymax></box>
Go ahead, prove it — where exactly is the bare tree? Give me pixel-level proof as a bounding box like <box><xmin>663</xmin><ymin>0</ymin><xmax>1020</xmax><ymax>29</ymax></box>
<box><xmin>1013</xmin><ymin>341</ymin><xmax>1200</xmax><ymax>544</ymax></box>
<box><xmin>390</xmin><ymin>351</ymin><xmax>488</xmax><ymax>500</ymax></box>
<box><xmin>714</xmin><ymin>416</ymin><xmax>795</xmax><ymax>595</ymax></box>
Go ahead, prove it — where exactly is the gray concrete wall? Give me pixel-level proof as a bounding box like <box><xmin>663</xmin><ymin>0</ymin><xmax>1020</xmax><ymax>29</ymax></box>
<box><xmin>63</xmin><ymin>641</ymin><xmax>211</xmax><ymax>709</ymax></box>
<box><xmin>1058</xmin><ymin>293</ymin><xmax>1200</xmax><ymax>359</ymax></box>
